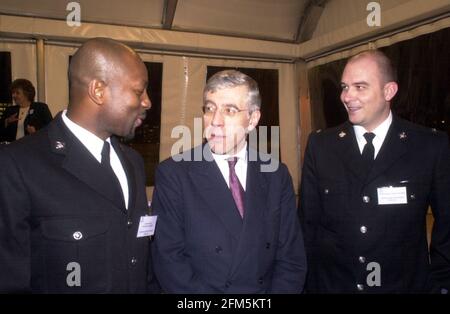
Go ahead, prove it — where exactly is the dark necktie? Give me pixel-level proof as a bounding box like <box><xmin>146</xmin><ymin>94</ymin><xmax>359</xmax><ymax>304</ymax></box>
<box><xmin>227</xmin><ymin>157</ymin><xmax>245</xmax><ymax>218</ymax></box>
<box><xmin>101</xmin><ymin>141</ymin><xmax>125</xmax><ymax>207</ymax></box>
<box><xmin>361</xmin><ymin>132</ymin><xmax>376</xmax><ymax>172</ymax></box>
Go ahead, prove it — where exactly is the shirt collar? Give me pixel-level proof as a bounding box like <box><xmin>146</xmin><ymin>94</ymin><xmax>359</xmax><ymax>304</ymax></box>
<box><xmin>354</xmin><ymin>111</ymin><xmax>392</xmax><ymax>143</ymax></box>
<box><xmin>62</xmin><ymin>110</ymin><xmax>110</xmax><ymax>163</ymax></box>
<box><xmin>211</xmin><ymin>142</ymin><xmax>248</xmax><ymax>164</ymax></box>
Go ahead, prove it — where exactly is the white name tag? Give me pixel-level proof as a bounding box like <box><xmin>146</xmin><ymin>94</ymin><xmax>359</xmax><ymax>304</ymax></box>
<box><xmin>137</xmin><ymin>215</ymin><xmax>157</xmax><ymax>238</ymax></box>
<box><xmin>377</xmin><ymin>186</ymin><xmax>408</xmax><ymax>205</ymax></box>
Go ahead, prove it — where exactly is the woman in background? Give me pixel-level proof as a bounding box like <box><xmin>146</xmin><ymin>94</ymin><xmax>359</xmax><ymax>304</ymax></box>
<box><xmin>0</xmin><ymin>79</ymin><xmax>52</xmax><ymax>143</ymax></box>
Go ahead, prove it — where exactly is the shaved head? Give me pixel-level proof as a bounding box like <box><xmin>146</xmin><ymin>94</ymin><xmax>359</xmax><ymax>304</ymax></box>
<box><xmin>68</xmin><ymin>37</ymin><xmax>140</xmax><ymax>107</ymax></box>
<box><xmin>66</xmin><ymin>37</ymin><xmax>151</xmax><ymax>140</ymax></box>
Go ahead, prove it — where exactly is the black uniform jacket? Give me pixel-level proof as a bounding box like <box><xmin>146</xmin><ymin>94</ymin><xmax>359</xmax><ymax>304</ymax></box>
<box><xmin>0</xmin><ymin>113</ymin><xmax>159</xmax><ymax>293</ymax></box>
<box><xmin>300</xmin><ymin>116</ymin><xmax>450</xmax><ymax>293</ymax></box>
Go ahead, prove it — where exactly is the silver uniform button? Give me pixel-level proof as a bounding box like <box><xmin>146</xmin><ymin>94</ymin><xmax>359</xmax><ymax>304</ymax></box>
<box><xmin>360</xmin><ymin>226</ymin><xmax>367</xmax><ymax>234</ymax></box>
<box><xmin>73</xmin><ymin>231</ymin><xmax>83</xmax><ymax>240</ymax></box>
<box><xmin>324</xmin><ymin>189</ymin><xmax>329</xmax><ymax>194</ymax></box>
<box><xmin>363</xmin><ymin>196</ymin><xmax>370</xmax><ymax>203</ymax></box>
<box><xmin>410</xmin><ymin>194</ymin><xmax>416</xmax><ymax>200</ymax></box>
<box><xmin>357</xmin><ymin>284</ymin><xmax>364</xmax><ymax>291</ymax></box>
<box><xmin>359</xmin><ymin>256</ymin><xmax>366</xmax><ymax>263</ymax></box>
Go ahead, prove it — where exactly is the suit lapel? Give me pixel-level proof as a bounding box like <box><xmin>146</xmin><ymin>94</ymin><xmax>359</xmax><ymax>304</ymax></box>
<box><xmin>47</xmin><ymin>115</ymin><xmax>126</xmax><ymax>211</ymax></box>
<box><xmin>334</xmin><ymin>123</ymin><xmax>368</xmax><ymax>183</ymax></box>
<box><xmin>366</xmin><ymin>117</ymin><xmax>408</xmax><ymax>184</ymax></box>
<box><xmin>188</xmin><ymin>146</ymin><xmax>243</xmax><ymax>241</ymax></box>
<box><xmin>229</xmin><ymin>155</ymin><xmax>268</xmax><ymax>277</ymax></box>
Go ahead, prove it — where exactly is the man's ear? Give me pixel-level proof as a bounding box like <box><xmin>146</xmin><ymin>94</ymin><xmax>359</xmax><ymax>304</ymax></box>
<box><xmin>247</xmin><ymin>109</ymin><xmax>261</xmax><ymax>132</ymax></box>
<box><xmin>384</xmin><ymin>81</ymin><xmax>398</xmax><ymax>102</ymax></box>
<box><xmin>88</xmin><ymin>79</ymin><xmax>106</xmax><ymax>104</ymax></box>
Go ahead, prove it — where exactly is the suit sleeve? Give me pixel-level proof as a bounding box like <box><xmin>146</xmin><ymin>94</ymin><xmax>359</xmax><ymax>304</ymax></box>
<box><xmin>429</xmin><ymin>134</ymin><xmax>450</xmax><ymax>293</ymax></box>
<box><xmin>27</xmin><ymin>103</ymin><xmax>53</xmax><ymax>130</ymax></box>
<box><xmin>39</xmin><ymin>103</ymin><xmax>53</xmax><ymax>127</ymax></box>
<box><xmin>269</xmin><ymin>164</ymin><xmax>307</xmax><ymax>293</ymax></box>
<box><xmin>151</xmin><ymin>162</ymin><xmax>211</xmax><ymax>293</ymax></box>
<box><xmin>0</xmin><ymin>148</ymin><xmax>31</xmax><ymax>292</ymax></box>
<box><xmin>298</xmin><ymin>133</ymin><xmax>322</xmax><ymax>291</ymax></box>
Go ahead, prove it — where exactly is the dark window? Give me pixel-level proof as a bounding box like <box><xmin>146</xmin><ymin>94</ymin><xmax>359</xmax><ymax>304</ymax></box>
<box><xmin>308</xmin><ymin>27</ymin><xmax>450</xmax><ymax>139</ymax></box>
<box><xmin>124</xmin><ymin>62</ymin><xmax>162</xmax><ymax>186</ymax></box>
<box><xmin>0</xmin><ymin>51</ymin><xmax>12</xmax><ymax>119</ymax></box>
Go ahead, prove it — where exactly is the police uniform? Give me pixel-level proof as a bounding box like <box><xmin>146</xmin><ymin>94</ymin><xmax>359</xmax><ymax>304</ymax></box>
<box><xmin>299</xmin><ymin>115</ymin><xmax>450</xmax><ymax>293</ymax></box>
<box><xmin>0</xmin><ymin>113</ymin><xmax>159</xmax><ymax>293</ymax></box>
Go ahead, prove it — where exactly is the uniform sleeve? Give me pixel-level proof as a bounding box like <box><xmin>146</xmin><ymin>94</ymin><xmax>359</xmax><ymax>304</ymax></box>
<box><xmin>0</xmin><ymin>148</ymin><xmax>31</xmax><ymax>292</ymax></box>
<box><xmin>429</xmin><ymin>134</ymin><xmax>450</xmax><ymax>293</ymax></box>
<box><xmin>298</xmin><ymin>133</ymin><xmax>322</xmax><ymax>291</ymax></box>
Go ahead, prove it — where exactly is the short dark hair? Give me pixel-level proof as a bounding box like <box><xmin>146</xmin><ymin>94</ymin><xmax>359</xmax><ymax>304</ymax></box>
<box><xmin>11</xmin><ymin>79</ymin><xmax>36</xmax><ymax>102</ymax></box>
<box><xmin>347</xmin><ymin>50</ymin><xmax>397</xmax><ymax>83</ymax></box>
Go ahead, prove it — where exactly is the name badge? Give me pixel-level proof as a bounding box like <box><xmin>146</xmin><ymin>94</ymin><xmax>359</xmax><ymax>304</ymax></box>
<box><xmin>137</xmin><ymin>215</ymin><xmax>157</xmax><ymax>238</ymax></box>
<box><xmin>377</xmin><ymin>186</ymin><xmax>408</xmax><ymax>205</ymax></box>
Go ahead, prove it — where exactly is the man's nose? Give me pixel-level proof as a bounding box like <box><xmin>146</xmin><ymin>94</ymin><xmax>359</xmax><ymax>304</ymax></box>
<box><xmin>142</xmin><ymin>90</ymin><xmax>151</xmax><ymax>110</ymax></box>
<box><xmin>342</xmin><ymin>88</ymin><xmax>354</xmax><ymax>103</ymax></box>
<box><xmin>211</xmin><ymin>109</ymin><xmax>224</xmax><ymax>126</ymax></box>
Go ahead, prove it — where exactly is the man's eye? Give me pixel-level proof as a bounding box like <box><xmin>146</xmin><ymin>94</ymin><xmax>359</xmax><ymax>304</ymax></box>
<box><xmin>356</xmin><ymin>85</ymin><xmax>365</xmax><ymax>90</ymax></box>
<box><xmin>203</xmin><ymin>105</ymin><xmax>216</xmax><ymax>113</ymax></box>
<box><xmin>224</xmin><ymin>107</ymin><xmax>238</xmax><ymax>114</ymax></box>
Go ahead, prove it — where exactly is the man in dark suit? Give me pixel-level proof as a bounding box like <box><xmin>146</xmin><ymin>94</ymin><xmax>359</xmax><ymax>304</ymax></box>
<box><xmin>0</xmin><ymin>79</ymin><xmax>53</xmax><ymax>142</ymax></box>
<box><xmin>299</xmin><ymin>50</ymin><xmax>450</xmax><ymax>293</ymax></box>
<box><xmin>151</xmin><ymin>70</ymin><xmax>307</xmax><ymax>293</ymax></box>
<box><xmin>0</xmin><ymin>38</ymin><xmax>159</xmax><ymax>293</ymax></box>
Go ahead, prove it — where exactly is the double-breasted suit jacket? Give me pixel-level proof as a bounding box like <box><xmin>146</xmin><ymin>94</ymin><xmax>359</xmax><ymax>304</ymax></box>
<box><xmin>152</xmin><ymin>145</ymin><xmax>307</xmax><ymax>293</ymax></box>
<box><xmin>0</xmin><ymin>113</ymin><xmax>158</xmax><ymax>293</ymax></box>
<box><xmin>300</xmin><ymin>115</ymin><xmax>450</xmax><ymax>293</ymax></box>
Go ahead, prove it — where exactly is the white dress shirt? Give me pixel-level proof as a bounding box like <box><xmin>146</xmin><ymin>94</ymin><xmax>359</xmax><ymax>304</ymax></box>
<box><xmin>353</xmin><ymin>111</ymin><xmax>393</xmax><ymax>159</ymax></box>
<box><xmin>62</xmin><ymin>110</ymin><xmax>129</xmax><ymax>209</ymax></box>
<box><xmin>211</xmin><ymin>143</ymin><xmax>248</xmax><ymax>191</ymax></box>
